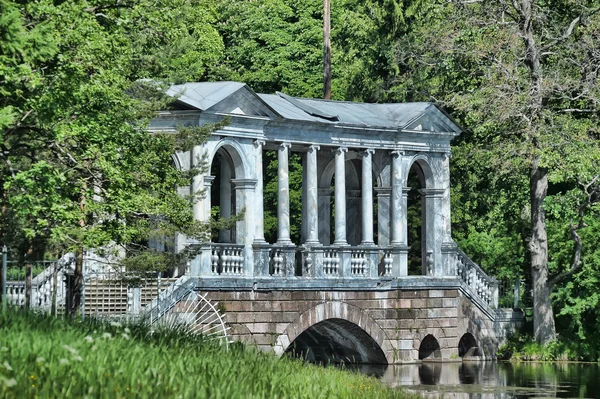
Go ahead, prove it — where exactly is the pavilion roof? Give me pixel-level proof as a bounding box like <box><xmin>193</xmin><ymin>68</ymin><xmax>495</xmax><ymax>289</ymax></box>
<box><xmin>166</xmin><ymin>81</ymin><xmax>461</xmax><ymax>134</ymax></box>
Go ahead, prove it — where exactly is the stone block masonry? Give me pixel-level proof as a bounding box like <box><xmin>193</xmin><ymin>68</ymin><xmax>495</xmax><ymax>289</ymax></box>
<box><xmin>198</xmin><ymin>286</ymin><xmax>503</xmax><ymax>364</ymax></box>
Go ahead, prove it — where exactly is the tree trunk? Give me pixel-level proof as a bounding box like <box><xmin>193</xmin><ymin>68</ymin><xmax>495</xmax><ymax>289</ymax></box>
<box><xmin>69</xmin><ymin>184</ymin><xmax>87</xmax><ymax>316</ymax></box>
<box><xmin>70</xmin><ymin>248</ymin><xmax>84</xmax><ymax>316</ymax></box>
<box><xmin>530</xmin><ymin>160</ymin><xmax>555</xmax><ymax>344</ymax></box>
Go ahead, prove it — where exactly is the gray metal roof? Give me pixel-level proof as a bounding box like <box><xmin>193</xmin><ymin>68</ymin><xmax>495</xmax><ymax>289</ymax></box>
<box><xmin>166</xmin><ymin>82</ymin><xmax>461</xmax><ymax>133</ymax></box>
<box><xmin>167</xmin><ymin>81</ymin><xmax>246</xmax><ymax>110</ymax></box>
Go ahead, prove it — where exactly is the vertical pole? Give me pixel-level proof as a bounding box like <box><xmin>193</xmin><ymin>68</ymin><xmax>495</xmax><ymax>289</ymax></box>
<box><xmin>323</xmin><ymin>0</ymin><xmax>331</xmax><ymax>99</ymax></box>
<box><xmin>52</xmin><ymin>261</ymin><xmax>57</xmax><ymax>316</ymax></box>
<box><xmin>1</xmin><ymin>245</ymin><xmax>7</xmax><ymax>311</ymax></box>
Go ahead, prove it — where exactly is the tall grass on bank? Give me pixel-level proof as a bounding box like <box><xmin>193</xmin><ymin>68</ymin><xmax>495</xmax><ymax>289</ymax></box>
<box><xmin>0</xmin><ymin>309</ymin><xmax>413</xmax><ymax>398</ymax></box>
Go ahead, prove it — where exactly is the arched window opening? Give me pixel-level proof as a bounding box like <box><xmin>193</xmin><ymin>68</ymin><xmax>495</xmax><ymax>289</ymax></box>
<box><xmin>210</xmin><ymin>149</ymin><xmax>236</xmax><ymax>243</ymax></box>
<box><xmin>407</xmin><ymin>165</ymin><xmax>423</xmax><ymax>275</ymax></box>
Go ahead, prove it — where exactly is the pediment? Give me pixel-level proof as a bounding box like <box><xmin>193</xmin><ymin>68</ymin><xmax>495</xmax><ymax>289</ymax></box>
<box><xmin>166</xmin><ymin>82</ymin><xmax>280</xmax><ymax>118</ymax></box>
<box><xmin>402</xmin><ymin>104</ymin><xmax>461</xmax><ymax>134</ymax></box>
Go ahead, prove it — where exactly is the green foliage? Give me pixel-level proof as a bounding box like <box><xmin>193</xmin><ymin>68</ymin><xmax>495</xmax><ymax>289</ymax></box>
<box><xmin>497</xmin><ymin>331</ymin><xmax>600</xmax><ymax>362</ymax></box>
<box><xmin>0</xmin><ymin>309</ymin><xmax>414</xmax><ymax>398</ymax></box>
<box><xmin>0</xmin><ymin>0</ymin><xmax>224</xmax><ymax>269</ymax></box>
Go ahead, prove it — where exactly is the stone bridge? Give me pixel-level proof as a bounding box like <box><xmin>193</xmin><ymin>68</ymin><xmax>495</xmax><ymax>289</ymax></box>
<box><xmin>147</xmin><ymin>82</ymin><xmax>523</xmax><ymax>364</ymax></box>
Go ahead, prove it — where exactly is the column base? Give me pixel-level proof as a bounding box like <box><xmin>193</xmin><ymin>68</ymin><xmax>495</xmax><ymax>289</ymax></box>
<box><xmin>276</xmin><ymin>239</ymin><xmax>295</xmax><ymax>247</ymax></box>
<box><xmin>303</xmin><ymin>240</ymin><xmax>321</xmax><ymax>247</ymax></box>
<box><xmin>360</xmin><ymin>241</ymin><xmax>376</xmax><ymax>247</ymax></box>
<box><xmin>332</xmin><ymin>240</ymin><xmax>349</xmax><ymax>247</ymax></box>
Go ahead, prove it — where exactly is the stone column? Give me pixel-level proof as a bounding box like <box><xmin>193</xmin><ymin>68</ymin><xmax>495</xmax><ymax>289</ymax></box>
<box><xmin>375</xmin><ymin>187</ymin><xmax>391</xmax><ymax>246</ymax></box>
<box><xmin>305</xmin><ymin>145</ymin><xmax>320</xmax><ymax>245</ymax></box>
<box><xmin>219</xmin><ymin>157</ymin><xmax>233</xmax><ymax>243</ymax></box>
<box><xmin>333</xmin><ymin>147</ymin><xmax>348</xmax><ymax>246</ymax></box>
<box><xmin>421</xmin><ymin>188</ymin><xmax>445</xmax><ymax>276</ymax></box>
<box><xmin>277</xmin><ymin>142</ymin><xmax>293</xmax><ymax>245</ymax></box>
<box><xmin>253</xmin><ymin>140</ymin><xmax>266</xmax><ymax>244</ymax></box>
<box><xmin>203</xmin><ymin>176</ymin><xmax>215</xmax><ymax>223</ymax></box>
<box><xmin>361</xmin><ymin>149</ymin><xmax>375</xmax><ymax>246</ymax></box>
<box><xmin>191</xmin><ymin>145</ymin><xmax>203</xmax><ymax>222</ymax></box>
<box><xmin>232</xmin><ymin>178</ymin><xmax>257</xmax><ymax>275</ymax></box>
<box><xmin>318</xmin><ymin>188</ymin><xmax>333</xmax><ymax>244</ymax></box>
<box><xmin>391</xmin><ymin>150</ymin><xmax>404</xmax><ymax>246</ymax></box>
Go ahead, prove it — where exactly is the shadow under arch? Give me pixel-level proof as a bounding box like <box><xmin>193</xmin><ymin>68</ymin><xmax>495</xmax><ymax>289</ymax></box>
<box><xmin>419</xmin><ymin>334</ymin><xmax>441</xmax><ymax>360</ymax></box>
<box><xmin>284</xmin><ymin>318</ymin><xmax>387</xmax><ymax>365</ymax></box>
<box><xmin>458</xmin><ymin>332</ymin><xmax>481</xmax><ymax>357</ymax></box>
<box><xmin>276</xmin><ymin>301</ymin><xmax>391</xmax><ymax>365</ymax></box>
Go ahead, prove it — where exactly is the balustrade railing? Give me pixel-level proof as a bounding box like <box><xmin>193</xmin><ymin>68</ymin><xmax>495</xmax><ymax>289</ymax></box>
<box><xmin>322</xmin><ymin>248</ymin><xmax>340</xmax><ymax>276</ymax></box>
<box><xmin>456</xmin><ymin>248</ymin><xmax>498</xmax><ymax>308</ymax></box>
<box><xmin>4</xmin><ymin>256</ymin><xmax>72</xmax><ymax>313</ymax></box>
<box><xmin>350</xmin><ymin>250</ymin><xmax>367</xmax><ymax>276</ymax></box>
<box><xmin>380</xmin><ymin>249</ymin><xmax>393</xmax><ymax>277</ymax></box>
<box><xmin>209</xmin><ymin>244</ymin><xmax>245</xmax><ymax>276</ymax></box>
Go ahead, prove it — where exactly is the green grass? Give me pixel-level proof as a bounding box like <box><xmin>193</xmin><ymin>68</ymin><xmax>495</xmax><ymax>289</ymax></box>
<box><xmin>0</xmin><ymin>309</ymin><xmax>415</xmax><ymax>398</ymax></box>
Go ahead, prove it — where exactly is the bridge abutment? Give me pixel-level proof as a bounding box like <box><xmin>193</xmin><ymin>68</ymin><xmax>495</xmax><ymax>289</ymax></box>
<box><xmin>197</xmin><ymin>284</ymin><xmax>519</xmax><ymax>364</ymax></box>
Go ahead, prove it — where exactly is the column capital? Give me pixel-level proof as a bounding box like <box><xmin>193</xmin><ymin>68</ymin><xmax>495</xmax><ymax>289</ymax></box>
<box><xmin>391</xmin><ymin>149</ymin><xmax>405</xmax><ymax>157</ymax></box>
<box><xmin>279</xmin><ymin>142</ymin><xmax>292</xmax><ymax>150</ymax></box>
<box><xmin>361</xmin><ymin>148</ymin><xmax>375</xmax><ymax>157</ymax></box>
<box><xmin>203</xmin><ymin>175</ymin><xmax>215</xmax><ymax>187</ymax></box>
<box><xmin>254</xmin><ymin>139</ymin><xmax>266</xmax><ymax>148</ymax></box>
<box><xmin>333</xmin><ymin>146</ymin><xmax>348</xmax><ymax>154</ymax></box>
<box><xmin>308</xmin><ymin>144</ymin><xmax>320</xmax><ymax>152</ymax></box>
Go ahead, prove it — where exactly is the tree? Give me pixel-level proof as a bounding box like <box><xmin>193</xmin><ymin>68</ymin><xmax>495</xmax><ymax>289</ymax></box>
<box><xmin>0</xmin><ymin>0</ymin><xmax>224</xmax><ymax>314</ymax></box>
<box><xmin>390</xmin><ymin>0</ymin><xmax>600</xmax><ymax>343</ymax></box>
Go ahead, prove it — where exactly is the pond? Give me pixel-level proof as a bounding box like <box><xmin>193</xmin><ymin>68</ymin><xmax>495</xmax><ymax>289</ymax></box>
<box><xmin>349</xmin><ymin>362</ymin><xmax>600</xmax><ymax>398</ymax></box>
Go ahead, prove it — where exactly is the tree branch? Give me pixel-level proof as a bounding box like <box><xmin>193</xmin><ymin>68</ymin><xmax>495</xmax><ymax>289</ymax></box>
<box><xmin>549</xmin><ymin>175</ymin><xmax>599</xmax><ymax>287</ymax></box>
<box><xmin>542</xmin><ymin>15</ymin><xmax>581</xmax><ymax>52</ymax></box>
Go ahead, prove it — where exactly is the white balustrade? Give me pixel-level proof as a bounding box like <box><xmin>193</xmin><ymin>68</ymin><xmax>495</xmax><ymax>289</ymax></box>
<box><xmin>350</xmin><ymin>250</ymin><xmax>367</xmax><ymax>276</ymax></box>
<box><xmin>382</xmin><ymin>250</ymin><xmax>393</xmax><ymax>277</ymax></box>
<box><xmin>322</xmin><ymin>249</ymin><xmax>339</xmax><ymax>276</ymax></box>
<box><xmin>455</xmin><ymin>248</ymin><xmax>498</xmax><ymax>308</ymax></box>
<box><xmin>270</xmin><ymin>249</ymin><xmax>284</xmax><ymax>276</ymax></box>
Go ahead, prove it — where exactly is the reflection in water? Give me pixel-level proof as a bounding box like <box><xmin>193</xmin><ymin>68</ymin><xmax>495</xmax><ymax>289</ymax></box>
<box><xmin>418</xmin><ymin>363</ymin><xmax>442</xmax><ymax>385</ymax></box>
<box><xmin>376</xmin><ymin>362</ymin><xmax>600</xmax><ymax>398</ymax></box>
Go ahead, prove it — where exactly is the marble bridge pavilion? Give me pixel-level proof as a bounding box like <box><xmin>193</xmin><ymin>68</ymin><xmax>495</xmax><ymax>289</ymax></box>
<box><xmin>148</xmin><ymin>81</ymin><xmax>522</xmax><ymax>364</ymax></box>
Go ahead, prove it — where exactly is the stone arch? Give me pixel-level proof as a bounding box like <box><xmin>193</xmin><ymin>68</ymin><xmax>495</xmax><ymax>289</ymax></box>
<box><xmin>171</xmin><ymin>153</ymin><xmax>185</xmax><ymax>171</ymax></box>
<box><xmin>274</xmin><ymin>301</ymin><xmax>392</xmax><ymax>364</ymax></box>
<box><xmin>405</xmin><ymin>153</ymin><xmax>435</xmax><ymax>189</ymax></box>
<box><xmin>418</xmin><ymin>334</ymin><xmax>441</xmax><ymax>360</ymax></box>
<box><xmin>458</xmin><ymin>332</ymin><xmax>480</xmax><ymax>358</ymax></box>
<box><xmin>208</xmin><ymin>138</ymin><xmax>251</xmax><ymax>179</ymax></box>
<box><xmin>318</xmin><ymin>155</ymin><xmax>360</xmax><ymax>189</ymax></box>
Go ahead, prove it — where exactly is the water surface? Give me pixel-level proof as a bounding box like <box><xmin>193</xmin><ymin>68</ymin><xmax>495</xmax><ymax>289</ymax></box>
<box><xmin>362</xmin><ymin>362</ymin><xmax>600</xmax><ymax>398</ymax></box>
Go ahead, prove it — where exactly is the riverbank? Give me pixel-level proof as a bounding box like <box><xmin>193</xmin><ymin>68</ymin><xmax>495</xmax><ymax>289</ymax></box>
<box><xmin>0</xmin><ymin>309</ymin><xmax>415</xmax><ymax>398</ymax></box>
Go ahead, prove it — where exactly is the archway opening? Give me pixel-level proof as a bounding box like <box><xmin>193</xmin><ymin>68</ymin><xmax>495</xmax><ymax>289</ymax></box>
<box><xmin>284</xmin><ymin>318</ymin><xmax>387</xmax><ymax>365</ymax></box>
<box><xmin>210</xmin><ymin>148</ymin><xmax>237</xmax><ymax>243</ymax></box>
<box><xmin>407</xmin><ymin>165</ymin><xmax>423</xmax><ymax>275</ymax></box>
<box><xmin>418</xmin><ymin>334</ymin><xmax>441</xmax><ymax>360</ymax></box>
<box><xmin>458</xmin><ymin>333</ymin><xmax>480</xmax><ymax>358</ymax></box>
